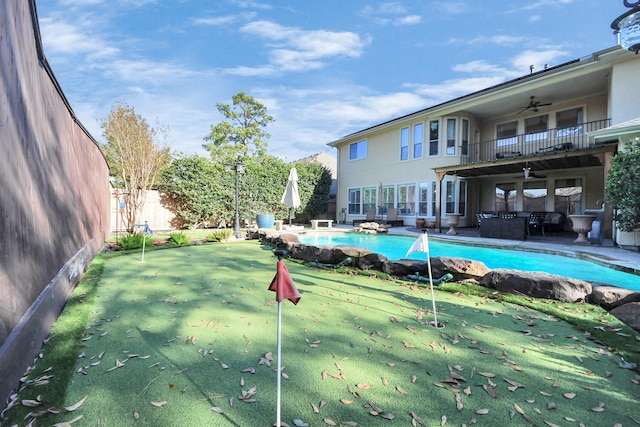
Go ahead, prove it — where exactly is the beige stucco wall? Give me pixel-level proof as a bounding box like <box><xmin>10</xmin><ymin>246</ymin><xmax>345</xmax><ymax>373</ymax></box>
<box><xmin>609</xmin><ymin>55</ymin><xmax>640</xmax><ymax>124</ymax></box>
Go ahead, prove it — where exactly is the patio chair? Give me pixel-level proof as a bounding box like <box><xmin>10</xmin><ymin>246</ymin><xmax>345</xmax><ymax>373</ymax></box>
<box><xmin>541</xmin><ymin>212</ymin><xmax>566</xmax><ymax>235</ymax></box>
<box><xmin>528</xmin><ymin>211</ymin><xmax>547</xmax><ymax>236</ymax></box>
<box><xmin>353</xmin><ymin>208</ymin><xmax>376</xmax><ymax>226</ymax></box>
<box><xmin>384</xmin><ymin>208</ymin><xmax>404</xmax><ymax>227</ymax></box>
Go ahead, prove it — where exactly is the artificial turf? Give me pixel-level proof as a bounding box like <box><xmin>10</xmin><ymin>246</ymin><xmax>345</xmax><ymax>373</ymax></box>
<box><xmin>3</xmin><ymin>240</ymin><xmax>639</xmax><ymax>426</ymax></box>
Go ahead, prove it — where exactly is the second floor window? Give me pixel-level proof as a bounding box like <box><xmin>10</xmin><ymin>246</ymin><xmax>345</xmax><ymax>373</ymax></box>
<box><xmin>400</xmin><ymin>127</ymin><xmax>409</xmax><ymax>161</ymax></box>
<box><xmin>525</xmin><ymin>114</ymin><xmax>548</xmax><ymax>142</ymax></box>
<box><xmin>556</xmin><ymin>107</ymin><xmax>583</xmax><ymax>136</ymax></box>
<box><xmin>349</xmin><ymin>140</ymin><xmax>367</xmax><ymax>160</ymax></box>
<box><xmin>497</xmin><ymin>121</ymin><xmax>518</xmax><ymax>146</ymax></box>
<box><xmin>447</xmin><ymin>118</ymin><xmax>456</xmax><ymax>155</ymax></box>
<box><xmin>429</xmin><ymin>120</ymin><xmax>439</xmax><ymax>156</ymax></box>
<box><xmin>413</xmin><ymin>123</ymin><xmax>423</xmax><ymax>158</ymax></box>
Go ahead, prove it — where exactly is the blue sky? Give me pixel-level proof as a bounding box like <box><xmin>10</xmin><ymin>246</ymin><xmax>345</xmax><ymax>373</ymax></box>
<box><xmin>37</xmin><ymin>0</ymin><xmax>621</xmax><ymax>161</ymax></box>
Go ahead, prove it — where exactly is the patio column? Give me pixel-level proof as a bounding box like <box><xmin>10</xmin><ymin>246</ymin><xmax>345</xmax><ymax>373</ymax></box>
<box><xmin>435</xmin><ymin>171</ymin><xmax>446</xmax><ymax>233</ymax></box>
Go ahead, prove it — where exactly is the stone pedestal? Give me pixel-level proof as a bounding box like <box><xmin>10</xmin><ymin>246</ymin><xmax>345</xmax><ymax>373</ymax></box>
<box><xmin>569</xmin><ymin>214</ymin><xmax>597</xmax><ymax>244</ymax></box>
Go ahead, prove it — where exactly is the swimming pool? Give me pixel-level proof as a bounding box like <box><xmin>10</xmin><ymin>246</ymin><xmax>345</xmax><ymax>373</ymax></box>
<box><xmin>299</xmin><ymin>233</ymin><xmax>640</xmax><ymax>292</ymax></box>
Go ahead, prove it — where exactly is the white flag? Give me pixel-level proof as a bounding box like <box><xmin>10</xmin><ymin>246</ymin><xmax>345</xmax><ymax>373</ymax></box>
<box><xmin>406</xmin><ymin>232</ymin><xmax>430</xmax><ymax>257</ymax></box>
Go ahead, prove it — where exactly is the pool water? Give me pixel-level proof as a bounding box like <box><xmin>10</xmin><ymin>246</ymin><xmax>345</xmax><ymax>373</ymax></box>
<box><xmin>299</xmin><ymin>233</ymin><xmax>640</xmax><ymax>292</ymax></box>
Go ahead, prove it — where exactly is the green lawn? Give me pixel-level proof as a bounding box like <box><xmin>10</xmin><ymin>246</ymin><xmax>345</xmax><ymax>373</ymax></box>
<box><xmin>3</xmin><ymin>240</ymin><xmax>639</xmax><ymax>426</ymax></box>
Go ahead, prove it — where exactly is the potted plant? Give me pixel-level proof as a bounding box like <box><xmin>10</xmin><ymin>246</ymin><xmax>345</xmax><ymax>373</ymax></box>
<box><xmin>606</xmin><ymin>136</ymin><xmax>640</xmax><ymax>250</ymax></box>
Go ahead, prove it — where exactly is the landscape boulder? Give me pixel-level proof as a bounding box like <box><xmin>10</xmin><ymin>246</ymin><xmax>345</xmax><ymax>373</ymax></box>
<box><xmin>609</xmin><ymin>302</ymin><xmax>640</xmax><ymax>331</ymax></box>
<box><xmin>430</xmin><ymin>256</ymin><xmax>491</xmax><ymax>282</ymax></box>
<box><xmin>356</xmin><ymin>253</ymin><xmax>389</xmax><ymax>271</ymax></box>
<box><xmin>480</xmin><ymin>269</ymin><xmax>592</xmax><ymax>303</ymax></box>
<box><xmin>590</xmin><ymin>284</ymin><xmax>640</xmax><ymax>310</ymax></box>
<box><xmin>289</xmin><ymin>244</ymin><xmax>371</xmax><ymax>264</ymax></box>
<box><xmin>383</xmin><ymin>259</ymin><xmax>427</xmax><ymax>277</ymax></box>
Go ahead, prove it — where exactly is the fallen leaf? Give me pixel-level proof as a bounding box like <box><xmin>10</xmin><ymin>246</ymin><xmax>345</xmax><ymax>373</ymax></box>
<box><xmin>211</xmin><ymin>407</ymin><xmax>223</xmax><ymax>414</ymax></box>
<box><xmin>65</xmin><ymin>395</ymin><xmax>87</xmax><ymax>412</ymax></box>
<box><xmin>563</xmin><ymin>393</ymin><xmax>576</xmax><ymax>399</ymax></box>
<box><xmin>323</xmin><ymin>418</ymin><xmax>337</xmax><ymax>425</ymax></box>
<box><xmin>151</xmin><ymin>401</ymin><xmax>167</xmax><ymax>407</ymax></box>
<box><xmin>476</xmin><ymin>408</ymin><xmax>489</xmax><ymax>415</ymax></box>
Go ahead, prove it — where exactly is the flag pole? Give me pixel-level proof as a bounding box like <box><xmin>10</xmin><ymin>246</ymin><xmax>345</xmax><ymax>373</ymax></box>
<box><xmin>424</xmin><ymin>230</ymin><xmax>438</xmax><ymax>328</ymax></box>
<box><xmin>276</xmin><ymin>298</ymin><xmax>283</xmax><ymax>426</ymax></box>
<box><xmin>274</xmin><ymin>250</ymin><xmax>286</xmax><ymax>427</ymax></box>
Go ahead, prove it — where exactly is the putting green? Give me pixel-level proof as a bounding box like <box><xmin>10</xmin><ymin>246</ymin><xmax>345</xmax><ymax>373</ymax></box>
<box><xmin>6</xmin><ymin>241</ymin><xmax>640</xmax><ymax>426</ymax></box>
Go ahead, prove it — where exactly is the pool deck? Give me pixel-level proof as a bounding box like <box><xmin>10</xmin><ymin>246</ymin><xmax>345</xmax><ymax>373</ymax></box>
<box><xmin>323</xmin><ymin>224</ymin><xmax>640</xmax><ymax>275</ymax></box>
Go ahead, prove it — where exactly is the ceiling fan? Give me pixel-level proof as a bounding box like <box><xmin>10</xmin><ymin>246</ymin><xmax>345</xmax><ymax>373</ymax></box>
<box><xmin>517</xmin><ymin>96</ymin><xmax>552</xmax><ymax>114</ymax></box>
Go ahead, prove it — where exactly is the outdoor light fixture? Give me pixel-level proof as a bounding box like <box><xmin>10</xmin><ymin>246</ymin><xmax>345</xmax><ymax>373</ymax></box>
<box><xmin>226</xmin><ymin>159</ymin><xmax>245</xmax><ymax>239</ymax></box>
<box><xmin>612</xmin><ymin>0</ymin><xmax>640</xmax><ymax>54</ymax></box>
<box><xmin>523</xmin><ymin>165</ymin><xmax>531</xmax><ymax>180</ymax></box>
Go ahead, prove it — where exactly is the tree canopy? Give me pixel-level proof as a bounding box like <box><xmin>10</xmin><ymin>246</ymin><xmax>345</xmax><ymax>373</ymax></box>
<box><xmin>203</xmin><ymin>92</ymin><xmax>274</xmax><ymax>160</ymax></box>
<box><xmin>101</xmin><ymin>101</ymin><xmax>171</xmax><ymax>232</ymax></box>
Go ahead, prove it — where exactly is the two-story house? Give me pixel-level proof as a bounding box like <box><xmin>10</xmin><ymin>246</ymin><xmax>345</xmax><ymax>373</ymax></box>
<box><xmin>328</xmin><ymin>45</ymin><xmax>640</xmax><ymax>239</ymax></box>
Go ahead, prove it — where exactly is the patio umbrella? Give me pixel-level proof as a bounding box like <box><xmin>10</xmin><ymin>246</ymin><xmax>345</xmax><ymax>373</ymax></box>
<box><xmin>406</xmin><ymin>231</ymin><xmax>443</xmax><ymax>328</ymax></box>
<box><xmin>377</xmin><ymin>182</ymin><xmax>384</xmax><ymax>220</ymax></box>
<box><xmin>281</xmin><ymin>167</ymin><xmax>301</xmax><ymax>225</ymax></box>
<box><xmin>268</xmin><ymin>250</ymin><xmax>301</xmax><ymax>426</ymax></box>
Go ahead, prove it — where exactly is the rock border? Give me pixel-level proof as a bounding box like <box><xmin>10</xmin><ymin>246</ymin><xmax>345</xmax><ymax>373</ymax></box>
<box><xmin>262</xmin><ymin>231</ymin><xmax>640</xmax><ymax>331</ymax></box>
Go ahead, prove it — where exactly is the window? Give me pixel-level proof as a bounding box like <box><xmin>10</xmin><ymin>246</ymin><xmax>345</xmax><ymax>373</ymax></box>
<box><xmin>413</xmin><ymin>123</ymin><xmax>423</xmax><ymax>159</ymax></box>
<box><xmin>363</xmin><ymin>187</ymin><xmax>377</xmax><ymax>214</ymax></box>
<box><xmin>554</xmin><ymin>178</ymin><xmax>582</xmax><ymax>215</ymax></box>
<box><xmin>458</xmin><ymin>181</ymin><xmax>467</xmax><ymax>215</ymax></box>
<box><xmin>556</xmin><ymin>108</ymin><xmax>583</xmax><ymax>137</ymax></box>
<box><xmin>400</xmin><ymin>127</ymin><xmax>409</xmax><ymax>161</ymax></box>
<box><xmin>349</xmin><ymin>140</ymin><xmax>367</xmax><ymax>160</ymax></box>
<box><xmin>431</xmin><ymin>182</ymin><xmax>437</xmax><ymax>217</ymax></box>
<box><xmin>495</xmin><ymin>183</ymin><xmax>517</xmax><ymax>212</ymax></box>
<box><xmin>525</xmin><ymin>114</ymin><xmax>548</xmax><ymax>142</ymax></box>
<box><xmin>497</xmin><ymin>121</ymin><xmax>518</xmax><ymax>146</ymax></box>
<box><xmin>429</xmin><ymin>120</ymin><xmax>439</xmax><ymax>156</ymax></box>
<box><xmin>382</xmin><ymin>186</ymin><xmax>395</xmax><ymax>214</ymax></box>
<box><xmin>446</xmin><ymin>118</ymin><xmax>456</xmax><ymax>155</ymax></box>
<box><xmin>418</xmin><ymin>182</ymin><xmax>430</xmax><ymax>215</ymax></box>
<box><xmin>445</xmin><ymin>182</ymin><xmax>455</xmax><ymax>213</ymax></box>
<box><xmin>523</xmin><ymin>181</ymin><xmax>547</xmax><ymax>212</ymax></box>
<box><xmin>348</xmin><ymin>188</ymin><xmax>361</xmax><ymax>214</ymax></box>
<box><xmin>461</xmin><ymin>119</ymin><xmax>469</xmax><ymax>156</ymax></box>
<box><xmin>397</xmin><ymin>184</ymin><xmax>416</xmax><ymax>215</ymax></box>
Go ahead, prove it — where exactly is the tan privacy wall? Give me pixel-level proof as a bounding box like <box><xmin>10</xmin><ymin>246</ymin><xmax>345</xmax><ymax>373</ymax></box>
<box><xmin>0</xmin><ymin>1</ymin><xmax>110</xmax><ymax>409</ymax></box>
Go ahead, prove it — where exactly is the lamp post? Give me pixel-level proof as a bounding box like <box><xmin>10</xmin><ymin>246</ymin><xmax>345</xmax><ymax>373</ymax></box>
<box><xmin>226</xmin><ymin>160</ymin><xmax>245</xmax><ymax>239</ymax></box>
<box><xmin>612</xmin><ymin>1</ymin><xmax>640</xmax><ymax>54</ymax></box>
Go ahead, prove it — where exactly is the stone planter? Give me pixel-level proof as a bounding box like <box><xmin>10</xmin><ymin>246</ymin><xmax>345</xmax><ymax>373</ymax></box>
<box><xmin>445</xmin><ymin>213</ymin><xmax>462</xmax><ymax>235</ymax></box>
<box><xmin>568</xmin><ymin>214</ymin><xmax>597</xmax><ymax>244</ymax></box>
<box><xmin>615</xmin><ymin>227</ymin><xmax>640</xmax><ymax>250</ymax></box>
<box><xmin>415</xmin><ymin>218</ymin><xmax>426</xmax><ymax>229</ymax></box>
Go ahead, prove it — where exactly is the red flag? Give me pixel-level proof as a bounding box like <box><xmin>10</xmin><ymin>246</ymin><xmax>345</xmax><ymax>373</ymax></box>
<box><xmin>268</xmin><ymin>260</ymin><xmax>301</xmax><ymax>305</ymax></box>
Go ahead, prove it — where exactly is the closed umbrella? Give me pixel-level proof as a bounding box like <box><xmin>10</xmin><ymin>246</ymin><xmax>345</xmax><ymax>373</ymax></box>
<box><xmin>377</xmin><ymin>182</ymin><xmax>384</xmax><ymax>220</ymax></box>
<box><xmin>281</xmin><ymin>167</ymin><xmax>301</xmax><ymax>225</ymax></box>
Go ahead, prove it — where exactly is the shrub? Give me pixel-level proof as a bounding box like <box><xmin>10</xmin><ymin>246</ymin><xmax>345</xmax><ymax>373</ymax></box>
<box><xmin>205</xmin><ymin>229</ymin><xmax>233</xmax><ymax>242</ymax></box>
<box><xmin>119</xmin><ymin>233</ymin><xmax>153</xmax><ymax>250</ymax></box>
<box><xmin>167</xmin><ymin>231</ymin><xmax>191</xmax><ymax>246</ymax></box>
<box><xmin>606</xmin><ymin>137</ymin><xmax>640</xmax><ymax>232</ymax></box>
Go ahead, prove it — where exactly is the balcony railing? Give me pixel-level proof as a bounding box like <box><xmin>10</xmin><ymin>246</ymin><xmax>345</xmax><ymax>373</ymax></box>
<box><xmin>459</xmin><ymin>118</ymin><xmax>611</xmax><ymax>165</ymax></box>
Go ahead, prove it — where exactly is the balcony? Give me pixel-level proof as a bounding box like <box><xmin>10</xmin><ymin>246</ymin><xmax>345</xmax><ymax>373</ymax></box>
<box><xmin>459</xmin><ymin>119</ymin><xmax>612</xmax><ymax>165</ymax></box>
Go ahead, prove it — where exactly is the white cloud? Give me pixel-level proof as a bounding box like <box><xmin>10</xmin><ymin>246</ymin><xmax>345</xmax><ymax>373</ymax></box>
<box><xmin>396</xmin><ymin>15</ymin><xmax>421</xmax><ymax>26</ymax></box>
<box><xmin>360</xmin><ymin>2</ymin><xmax>421</xmax><ymax>26</ymax></box>
<box><xmin>232</xmin><ymin>21</ymin><xmax>368</xmax><ymax>75</ymax></box>
<box><xmin>39</xmin><ymin>17</ymin><xmax>119</xmax><ymax>59</ymax></box>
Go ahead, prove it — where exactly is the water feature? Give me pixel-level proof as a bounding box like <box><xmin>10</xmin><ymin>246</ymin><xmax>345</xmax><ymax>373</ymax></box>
<box><xmin>299</xmin><ymin>233</ymin><xmax>640</xmax><ymax>292</ymax></box>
